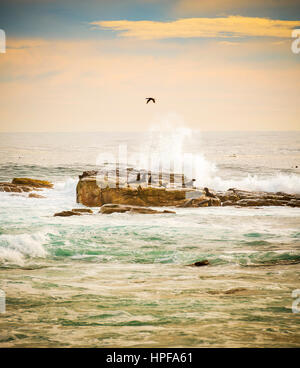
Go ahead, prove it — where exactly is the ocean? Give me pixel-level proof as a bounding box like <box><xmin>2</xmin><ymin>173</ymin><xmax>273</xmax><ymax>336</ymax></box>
<box><xmin>0</xmin><ymin>130</ymin><xmax>299</xmax><ymax>347</ymax></box>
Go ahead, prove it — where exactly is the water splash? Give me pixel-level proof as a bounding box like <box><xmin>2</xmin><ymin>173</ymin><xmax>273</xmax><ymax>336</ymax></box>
<box><xmin>143</xmin><ymin>113</ymin><xmax>300</xmax><ymax>193</ymax></box>
<box><xmin>143</xmin><ymin>113</ymin><xmax>216</xmax><ymax>183</ymax></box>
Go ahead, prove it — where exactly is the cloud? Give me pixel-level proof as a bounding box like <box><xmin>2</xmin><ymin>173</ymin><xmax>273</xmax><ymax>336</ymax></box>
<box><xmin>91</xmin><ymin>16</ymin><xmax>300</xmax><ymax>40</ymax></box>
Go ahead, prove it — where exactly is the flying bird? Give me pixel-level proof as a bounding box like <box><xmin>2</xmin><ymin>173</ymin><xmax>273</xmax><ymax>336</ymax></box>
<box><xmin>146</xmin><ymin>97</ymin><xmax>155</xmax><ymax>104</ymax></box>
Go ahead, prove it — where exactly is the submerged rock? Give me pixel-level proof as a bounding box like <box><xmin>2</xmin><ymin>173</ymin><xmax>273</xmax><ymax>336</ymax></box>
<box><xmin>186</xmin><ymin>260</ymin><xmax>210</xmax><ymax>267</ymax></box>
<box><xmin>71</xmin><ymin>208</ymin><xmax>93</xmax><ymax>213</ymax></box>
<box><xmin>28</xmin><ymin>193</ymin><xmax>46</xmax><ymax>199</ymax></box>
<box><xmin>12</xmin><ymin>178</ymin><xmax>53</xmax><ymax>188</ymax></box>
<box><xmin>224</xmin><ymin>288</ymin><xmax>248</xmax><ymax>295</ymax></box>
<box><xmin>54</xmin><ymin>211</ymin><xmax>82</xmax><ymax>217</ymax></box>
<box><xmin>100</xmin><ymin>203</ymin><xmax>176</xmax><ymax>215</ymax></box>
<box><xmin>0</xmin><ymin>182</ymin><xmax>32</xmax><ymax>193</ymax></box>
<box><xmin>1</xmin><ymin>177</ymin><xmax>53</xmax><ymax>194</ymax></box>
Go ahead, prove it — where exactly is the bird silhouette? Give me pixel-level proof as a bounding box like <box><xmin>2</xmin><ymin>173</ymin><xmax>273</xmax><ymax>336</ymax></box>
<box><xmin>204</xmin><ymin>187</ymin><xmax>216</xmax><ymax>198</ymax></box>
<box><xmin>146</xmin><ymin>97</ymin><xmax>155</xmax><ymax>104</ymax></box>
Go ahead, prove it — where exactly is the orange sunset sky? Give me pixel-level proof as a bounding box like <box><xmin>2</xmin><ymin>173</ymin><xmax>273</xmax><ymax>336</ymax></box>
<box><xmin>0</xmin><ymin>0</ymin><xmax>299</xmax><ymax>132</ymax></box>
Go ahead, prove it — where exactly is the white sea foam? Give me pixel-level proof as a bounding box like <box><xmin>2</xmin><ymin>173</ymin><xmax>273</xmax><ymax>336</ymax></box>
<box><xmin>54</xmin><ymin>177</ymin><xmax>78</xmax><ymax>195</ymax></box>
<box><xmin>198</xmin><ymin>173</ymin><xmax>300</xmax><ymax>194</ymax></box>
<box><xmin>0</xmin><ymin>248</ymin><xmax>25</xmax><ymax>265</ymax></box>
<box><xmin>0</xmin><ymin>232</ymin><xmax>48</xmax><ymax>265</ymax></box>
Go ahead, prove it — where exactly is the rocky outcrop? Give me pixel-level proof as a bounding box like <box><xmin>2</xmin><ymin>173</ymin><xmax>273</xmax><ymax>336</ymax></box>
<box><xmin>100</xmin><ymin>204</ymin><xmax>176</xmax><ymax>215</ymax></box>
<box><xmin>76</xmin><ymin>171</ymin><xmax>300</xmax><ymax>208</ymax></box>
<box><xmin>76</xmin><ymin>173</ymin><xmax>220</xmax><ymax>208</ymax></box>
<box><xmin>12</xmin><ymin>178</ymin><xmax>53</xmax><ymax>188</ymax></box>
<box><xmin>216</xmin><ymin>188</ymin><xmax>300</xmax><ymax>207</ymax></box>
<box><xmin>0</xmin><ymin>178</ymin><xmax>53</xmax><ymax>193</ymax></box>
<box><xmin>77</xmin><ymin>176</ymin><xmax>190</xmax><ymax>207</ymax></box>
<box><xmin>54</xmin><ymin>208</ymin><xmax>93</xmax><ymax>216</ymax></box>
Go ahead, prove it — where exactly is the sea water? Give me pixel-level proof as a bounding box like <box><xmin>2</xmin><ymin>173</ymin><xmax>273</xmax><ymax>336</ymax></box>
<box><xmin>0</xmin><ymin>131</ymin><xmax>299</xmax><ymax>347</ymax></box>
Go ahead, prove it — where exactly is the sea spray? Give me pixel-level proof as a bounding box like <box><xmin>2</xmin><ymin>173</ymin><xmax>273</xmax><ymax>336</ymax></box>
<box><xmin>141</xmin><ymin>113</ymin><xmax>216</xmax><ymax>183</ymax></box>
<box><xmin>142</xmin><ymin>115</ymin><xmax>300</xmax><ymax>193</ymax></box>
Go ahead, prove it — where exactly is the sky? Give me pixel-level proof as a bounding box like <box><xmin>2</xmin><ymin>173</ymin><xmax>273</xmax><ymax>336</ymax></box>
<box><xmin>0</xmin><ymin>0</ymin><xmax>299</xmax><ymax>132</ymax></box>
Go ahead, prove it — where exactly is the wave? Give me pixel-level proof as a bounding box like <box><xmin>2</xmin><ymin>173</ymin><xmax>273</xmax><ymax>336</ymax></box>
<box><xmin>141</xmin><ymin>119</ymin><xmax>300</xmax><ymax>194</ymax></box>
<box><xmin>0</xmin><ymin>232</ymin><xmax>48</xmax><ymax>266</ymax></box>
<box><xmin>196</xmin><ymin>173</ymin><xmax>300</xmax><ymax>194</ymax></box>
<box><xmin>52</xmin><ymin>177</ymin><xmax>78</xmax><ymax>198</ymax></box>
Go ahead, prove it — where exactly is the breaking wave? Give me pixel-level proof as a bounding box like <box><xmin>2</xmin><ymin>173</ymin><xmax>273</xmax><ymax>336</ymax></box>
<box><xmin>195</xmin><ymin>172</ymin><xmax>300</xmax><ymax>194</ymax></box>
<box><xmin>0</xmin><ymin>232</ymin><xmax>48</xmax><ymax>266</ymax></box>
<box><xmin>144</xmin><ymin>117</ymin><xmax>300</xmax><ymax>194</ymax></box>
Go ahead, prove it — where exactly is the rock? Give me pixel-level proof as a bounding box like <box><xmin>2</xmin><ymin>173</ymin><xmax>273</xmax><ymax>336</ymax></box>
<box><xmin>19</xmin><ymin>186</ymin><xmax>32</xmax><ymax>192</ymax></box>
<box><xmin>0</xmin><ymin>182</ymin><xmax>32</xmax><ymax>193</ymax></box>
<box><xmin>180</xmin><ymin>196</ymin><xmax>221</xmax><ymax>207</ymax></box>
<box><xmin>221</xmin><ymin>200</ymin><xmax>235</xmax><ymax>206</ymax></box>
<box><xmin>79</xmin><ymin>171</ymin><xmax>98</xmax><ymax>180</ymax></box>
<box><xmin>77</xmin><ymin>176</ymin><xmax>189</xmax><ymax>207</ymax></box>
<box><xmin>216</xmin><ymin>190</ymin><xmax>240</xmax><ymax>202</ymax></box>
<box><xmin>12</xmin><ymin>178</ymin><xmax>53</xmax><ymax>188</ymax></box>
<box><xmin>203</xmin><ymin>187</ymin><xmax>216</xmax><ymax>198</ymax></box>
<box><xmin>209</xmin><ymin>197</ymin><xmax>221</xmax><ymax>206</ymax></box>
<box><xmin>100</xmin><ymin>204</ymin><xmax>131</xmax><ymax>214</ymax></box>
<box><xmin>187</xmin><ymin>260</ymin><xmax>210</xmax><ymax>267</ymax></box>
<box><xmin>99</xmin><ymin>204</ymin><xmax>176</xmax><ymax>215</ymax></box>
<box><xmin>217</xmin><ymin>188</ymin><xmax>300</xmax><ymax>207</ymax></box>
<box><xmin>54</xmin><ymin>211</ymin><xmax>82</xmax><ymax>217</ymax></box>
<box><xmin>288</xmin><ymin>200</ymin><xmax>300</xmax><ymax>208</ymax></box>
<box><xmin>182</xmin><ymin>198</ymin><xmax>209</xmax><ymax>207</ymax></box>
<box><xmin>76</xmin><ymin>171</ymin><xmax>300</xmax><ymax>208</ymax></box>
<box><xmin>224</xmin><ymin>288</ymin><xmax>248</xmax><ymax>295</ymax></box>
<box><xmin>235</xmin><ymin>198</ymin><xmax>287</xmax><ymax>207</ymax></box>
<box><xmin>28</xmin><ymin>193</ymin><xmax>46</xmax><ymax>199</ymax></box>
<box><xmin>71</xmin><ymin>208</ymin><xmax>93</xmax><ymax>213</ymax></box>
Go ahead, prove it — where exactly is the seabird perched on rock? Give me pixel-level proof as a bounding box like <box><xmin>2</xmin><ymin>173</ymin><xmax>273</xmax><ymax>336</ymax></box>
<box><xmin>204</xmin><ymin>187</ymin><xmax>216</xmax><ymax>198</ymax></box>
<box><xmin>146</xmin><ymin>97</ymin><xmax>155</xmax><ymax>104</ymax></box>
